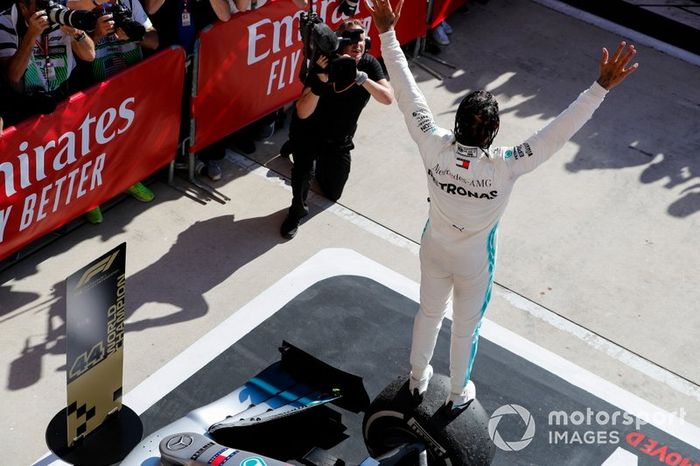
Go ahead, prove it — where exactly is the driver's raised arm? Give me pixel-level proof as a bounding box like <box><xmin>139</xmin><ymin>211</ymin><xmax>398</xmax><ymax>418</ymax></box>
<box><xmin>507</xmin><ymin>41</ymin><xmax>638</xmax><ymax>178</ymax></box>
<box><xmin>367</xmin><ymin>0</ymin><xmax>449</xmax><ymax>157</ymax></box>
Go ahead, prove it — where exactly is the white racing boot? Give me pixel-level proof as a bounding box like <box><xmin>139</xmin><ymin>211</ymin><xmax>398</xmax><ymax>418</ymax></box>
<box><xmin>446</xmin><ymin>380</ymin><xmax>476</xmax><ymax>410</ymax></box>
<box><xmin>409</xmin><ymin>365</ymin><xmax>433</xmax><ymax>401</ymax></box>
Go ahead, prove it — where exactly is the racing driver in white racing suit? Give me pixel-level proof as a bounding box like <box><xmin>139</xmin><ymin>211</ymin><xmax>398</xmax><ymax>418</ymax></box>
<box><xmin>366</xmin><ymin>0</ymin><xmax>639</xmax><ymax>408</ymax></box>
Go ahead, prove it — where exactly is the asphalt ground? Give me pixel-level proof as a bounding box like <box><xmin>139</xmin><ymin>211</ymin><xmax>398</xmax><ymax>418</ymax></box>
<box><xmin>132</xmin><ymin>268</ymin><xmax>700</xmax><ymax>464</ymax></box>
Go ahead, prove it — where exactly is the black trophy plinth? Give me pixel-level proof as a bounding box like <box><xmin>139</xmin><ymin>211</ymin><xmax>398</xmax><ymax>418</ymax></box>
<box><xmin>46</xmin><ymin>405</ymin><xmax>143</xmax><ymax>466</ymax></box>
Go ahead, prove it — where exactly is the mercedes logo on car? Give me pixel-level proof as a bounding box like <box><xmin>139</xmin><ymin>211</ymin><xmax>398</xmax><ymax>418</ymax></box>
<box><xmin>165</xmin><ymin>434</ymin><xmax>194</xmax><ymax>451</ymax></box>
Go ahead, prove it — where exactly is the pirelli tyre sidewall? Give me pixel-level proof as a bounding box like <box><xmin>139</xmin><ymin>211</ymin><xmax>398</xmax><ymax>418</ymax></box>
<box><xmin>362</xmin><ymin>375</ymin><xmax>495</xmax><ymax>466</ymax></box>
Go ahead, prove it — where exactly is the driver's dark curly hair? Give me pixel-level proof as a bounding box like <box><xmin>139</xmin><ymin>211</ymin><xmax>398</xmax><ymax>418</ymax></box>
<box><xmin>454</xmin><ymin>90</ymin><xmax>500</xmax><ymax>149</ymax></box>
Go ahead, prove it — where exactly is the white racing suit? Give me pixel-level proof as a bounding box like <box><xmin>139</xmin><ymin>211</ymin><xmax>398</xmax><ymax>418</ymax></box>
<box><xmin>379</xmin><ymin>30</ymin><xmax>608</xmax><ymax>395</ymax></box>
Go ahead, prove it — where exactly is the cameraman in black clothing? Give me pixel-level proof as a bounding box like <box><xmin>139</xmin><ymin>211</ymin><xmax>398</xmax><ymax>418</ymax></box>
<box><xmin>281</xmin><ymin>19</ymin><xmax>393</xmax><ymax>239</ymax></box>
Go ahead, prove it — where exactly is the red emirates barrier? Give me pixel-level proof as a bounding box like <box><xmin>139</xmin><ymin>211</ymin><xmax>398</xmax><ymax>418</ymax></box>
<box><xmin>190</xmin><ymin>0</ymin><xmax>427</xmax><ymax>152</ymax></box>
<box><xmin>190</xmin><ymin>0</ymin><xmax>303</xmax><ymax>153</ymax></box>
<box><xmin>361</xmin><ymin>0</ymin><xmax>427</xmax><ymax>52</ymax></box>
<box><xmin>0</xmin><ymin>47</ymin><xmax>186</xmax><ymax>261</ymax></box>
<box><xmin>429</xmin><ymin>0</ymin><xmax>466</xmax><ymax>29</ymax></box>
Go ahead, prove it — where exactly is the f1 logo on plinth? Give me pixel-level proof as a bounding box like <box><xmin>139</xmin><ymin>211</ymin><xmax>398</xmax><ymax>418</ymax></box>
<box><xmin>65</xmin><ymin>243</ymin><xmax>127</xmax><ymax>446</ymax></box>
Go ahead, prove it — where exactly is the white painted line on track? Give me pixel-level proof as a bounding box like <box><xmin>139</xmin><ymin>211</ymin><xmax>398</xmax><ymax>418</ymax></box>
<box><xmin>229</xmin><ymin>151</ymin><xmax>700</xmax><ymax>403</ymax></box>
<box><xmin>530</xmin><ymin>0</ymin><xmax>700</xmax><ymax>67</ymax></box>
<box><xmin>34</xmin><ymin>248</ymin><xmax>700</xmax><ymax>466</ymax></box>
<box><xmin>500</xmin><ymin>288</ymin><xmax>700</xmax><ymax>402</ymax></box>
<box><xmin>142</xmin><ymin>248</ymin><xmax>700</xmax><ymax>444</ymax></box>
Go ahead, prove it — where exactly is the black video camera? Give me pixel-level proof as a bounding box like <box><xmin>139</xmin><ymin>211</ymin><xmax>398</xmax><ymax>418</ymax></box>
<box><xmin>298</xmin><ymin>11</ymin><xmax>368</xmax><ymax>92</ymax></box>
<box><xmin>299</xmin><ymin>10</ymin><xmax>338</xmax><ymax>66</ymax></box>
<box><xmin>37</xmin><ymin>0</ymin><xmax>97</xmax><ymax>31</ymax></box>
<box><xmin>299</xmin><ymin>11</ymin><xmax>369</xmax><ymax>63</ymax></box>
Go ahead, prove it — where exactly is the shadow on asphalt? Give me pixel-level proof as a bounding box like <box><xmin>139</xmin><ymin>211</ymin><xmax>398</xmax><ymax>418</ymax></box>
<box><xmin>4</xmin><ymin>210</ymin><xmax>290</xmax><ymax>391</ymax></box>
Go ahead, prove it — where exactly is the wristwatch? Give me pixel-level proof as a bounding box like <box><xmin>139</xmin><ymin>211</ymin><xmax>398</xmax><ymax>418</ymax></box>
<box><xmin>74</xmin><ymin>31</ymin><xmax>86</xmax><ymax>42</ymax></box>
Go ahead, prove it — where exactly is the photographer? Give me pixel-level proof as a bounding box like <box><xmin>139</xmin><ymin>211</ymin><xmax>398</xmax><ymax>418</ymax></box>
<box><xmin>66</xmin><ymin>0</ymin><xmax>158</xmax><ymax>223</ymax></box>
<box><xmin>280</xmin><ymin>19</ymin><xmax>393</xmax><ymax>239</ymax></box>
<box><xmin>0</xmin><ymin>0</ymin><xmax>94</xmax><ymax>122</ymax></box>
<box><xmin>68</xmin><ymin>0</ymin><xmax>158</xmax><ymax>79</ymax></box>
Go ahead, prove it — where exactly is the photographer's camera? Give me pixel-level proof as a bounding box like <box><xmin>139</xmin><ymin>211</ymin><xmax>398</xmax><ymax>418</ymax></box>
<box><xmin>99</xmin><ymin>2</ymin><xmax>146</xmax><ymax>41</ymax></box>
<box><xmin>298</xmin><ymin>12</ymin><xmax>368</xmax><ymax>92</ymax></box>
<box><xmin>36</xmin><ymin>0</ymin><xmax>145</xmax><ymax>42</ymax></box>
<box><xmin>37</xmin><ymin>0</ymin><xmax>96</xmax><ymax>31</ymax></box>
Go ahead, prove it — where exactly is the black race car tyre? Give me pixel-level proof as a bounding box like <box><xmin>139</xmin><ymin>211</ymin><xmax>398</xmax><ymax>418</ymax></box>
<box><xmin>362</xmin><ymin>374</ymin><xmax>495</xmax><ymax>466</ymax></box>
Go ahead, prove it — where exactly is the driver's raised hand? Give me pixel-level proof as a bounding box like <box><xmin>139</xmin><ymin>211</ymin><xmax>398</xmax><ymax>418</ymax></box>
<box><xmin>364</xmin><ymin>0</ymin><xmax>403</xmax><ymax>33</ymax></box>
<box><xmin>597</xmin><ymin>41</ymin><xmax>639</xmax><ymax>90</ymax></box>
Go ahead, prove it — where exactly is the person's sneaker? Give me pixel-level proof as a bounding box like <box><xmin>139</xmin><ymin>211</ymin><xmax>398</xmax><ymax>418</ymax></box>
<box><xmin>127</xmin><ymin>182</ymin><xmax>155</xmax><ymax>202</ymax></box>
<box><xmin>441</xmin><ymin>20</ymin><xmax>453</xmax><ymax>35</ymax></box>
<box><xmin>232</xmin><ymin>136</ymin><xmax>256</xmax><ymax>155</ymax></box>
<box><xmin>206</xmin><ymin>160</ymin><xmax>223</xmax><ymax>181</ymax></box>
<box><xmin>430</xmin><ymin>24</ymin><xmax>450</xmax><ymax>46</ymax></box>
<box><xmin>409</xmin><ymin>365</ymin><xmax>433</xmax><ymax>402</ymax></box>
<box><xmin>195</xmin><ymin>158</ymin><xmax>206</xmax><ymax>176</ymax></box>
<box><xmin>281</xmin><ymin>213</ymin><xmax>307</xmax><ymax>239</ymax></box>
<box><xmin>446</xmin><ymin>380</ymin><xmax>476</xmax><ymax>410</ymax></box>
<box><xmin>84</xmin><ymin>207</ymin><xmax>103</xmax><ymax>225</ymax></box>
<box><xmin>195</xmin><ymin>159</ymin><xmax>223</xmax><ymax>181</ymax></box>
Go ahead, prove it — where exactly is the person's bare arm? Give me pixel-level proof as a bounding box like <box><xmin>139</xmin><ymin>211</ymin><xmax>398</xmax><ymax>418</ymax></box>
<box><xmin>64</xmin><ymin>26</ymin><xmax>96</xmax><ymax>61</ymax></box>
<box><xmin>360</xmin><ymin>77</ymin><xmax>393</xmax><ymax>105</ymax></box>
<box><xmin>66</xmin><ymin>0</ymin><xmax>93</xmax><ymax>10</ymax></box>
<box><xmin>138</xmin><ymin>26</ymin><xmax>159</xmax><ymax>49</ymax></box>
<box><xmin>70</xmin><ymin>33</ymin><xmax>96</xmax><ymax>61</ymax></box>
<box><xmin>296</xmin><ymin>56</ymin><xmax>329</xmax><ymax>119</ymax></box>
<box><xmin>3</xmin><ymin>11</ymin><xmax>49</xmax><ymax>85</ymax></box>
<box><xmin>210</xmin><ymin>0</ymin><xmax>231</xmax><ymax>21</ymax></box>
<box><xmin>143</xmin><ymin>0</ymin><xmax>165</xmax><ymax>15</ymax></box>
<box><xmin>234</xmin><ymin>0</ymin><xmax>251</xmax><ymax>11</ymax></box>
<box><xmin>295</xmin><ymin>86</ymin><xmax>320</xmax><ymax>119</ymax></box>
